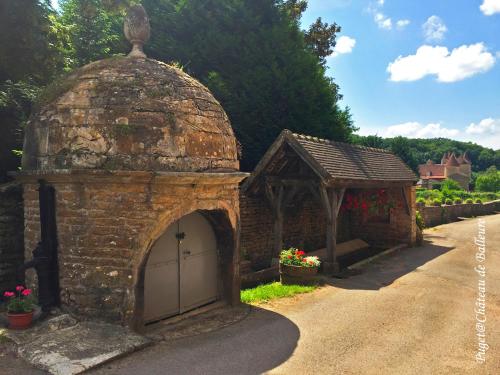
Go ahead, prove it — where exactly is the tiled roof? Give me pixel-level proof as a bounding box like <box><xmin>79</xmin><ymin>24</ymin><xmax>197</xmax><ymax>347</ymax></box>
<box><xmin>418</xmin><ymin>164</ymin><xmax>446</xmax><ymax>177</ymax></box>
<box><xmin>290</xmin><ymin>132</ymin><xmax>417</xmax><ymax>181</ymax></box>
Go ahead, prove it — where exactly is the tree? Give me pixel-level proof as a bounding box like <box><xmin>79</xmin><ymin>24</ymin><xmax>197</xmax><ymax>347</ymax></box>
<box><xmin>0</xmin><ymin>0</ymin><xmax>64</xmax><ymax>181</ymax></box>
<box><xmin>475</xmin><ymin>166</ymin><xmax>500</xmax><ymax>192</ymax></box>
<box><xmin>59</xmin><ymin>0</ymin><xmax>130</xmax><ymax>68</ymax></box>
<box><xmin>304</xmin><ymin>17</ymin><xmax>341</xmax><ymax>66</ymax></box>
<box><xmin>141</xmin><ymin>0</ymin><xmax>354</xmax><ymax>169</ymax></box>
<box><xmin>388</xmin><ymin>136</ymin><xmax>418</xmax><ymax>172</ymax></box>
<box><xmin>4</xmin><ymin>0</ymin><xmax>354</xmax><ymax>173</ymax></box>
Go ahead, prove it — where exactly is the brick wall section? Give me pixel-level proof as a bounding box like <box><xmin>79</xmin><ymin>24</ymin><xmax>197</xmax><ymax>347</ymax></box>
<box><xmin>240</xmin><ymin>186</ymin><xmax>416</xmax><ymax>270</ymax></box>
<box><xmin>240</xmin><ymin>194</ymin><xmax>328</xmax><ymax>269</ymax></box>
<box><xmin>22</xmin><ymin>172</ymin><xmax>241</xmax><ymax>326</ymax></box>
<box><xmin>0</xmin><ymin>183</ymin><xmax>24</xmax><ymax>295</ymax></box>
<box><xmin>419</xmin><ymin>200</ymin><xmax>500</xmax><ymax>228</ymax></box>
<box><xmin>341</xmin><ymin>186</ymin><xmax>416</xmax><ymax>249</ymax></box>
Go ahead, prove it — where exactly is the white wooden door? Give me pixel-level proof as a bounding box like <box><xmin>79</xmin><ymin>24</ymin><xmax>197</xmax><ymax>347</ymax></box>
<box><xmin>144</xmin><ymin>212</ymin><xmax>218</xmax><ymax>323</ymax></box>
<box><xmin>144</xmin><ymin>220</ymin><xmax>180</xmax><ymax>323</ymax></box>
<box><xmin>179</xmin><ymin>212</ymin><xmax>218</xmax><ymax>313</ymax></box>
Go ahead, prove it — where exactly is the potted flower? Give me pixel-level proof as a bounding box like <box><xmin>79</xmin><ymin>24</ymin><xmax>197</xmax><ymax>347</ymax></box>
<box><xmin>279</xmin><ymin>248</ymin><xmax>321</xmax><ymax>285</ymax></box>
<box><xmin>3</xmin><ymin>285</ymin><xmax>35</xmax><ymax>329</ymax></box>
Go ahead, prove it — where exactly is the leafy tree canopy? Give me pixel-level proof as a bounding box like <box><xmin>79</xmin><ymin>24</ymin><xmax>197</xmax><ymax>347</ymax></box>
<box><xmin>475</xmin><ymin>166</ymin><xmax>500</xmax><ymax>192</ymax></box>
<box><xmin>1</xmin><ymin>0</ymin><xmax>355</xmax><ymax>176</ymax></box>
<box><xmin>352</xmin><ymin>134</ymin><xmax>500</xmax><ymax>173</ymax></box>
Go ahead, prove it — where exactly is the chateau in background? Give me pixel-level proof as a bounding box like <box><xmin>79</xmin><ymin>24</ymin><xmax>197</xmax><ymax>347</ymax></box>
<box><xmin>418</xmin><ymin>152</ymin><xmax>472</xmax><ymax>190</ymax></box>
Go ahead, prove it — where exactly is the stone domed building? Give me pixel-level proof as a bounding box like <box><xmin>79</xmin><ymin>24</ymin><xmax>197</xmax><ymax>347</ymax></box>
<box><xmin>18</xmin><ymin>5</ymin><xmax>247</xmax><ymax>330</ymax></box>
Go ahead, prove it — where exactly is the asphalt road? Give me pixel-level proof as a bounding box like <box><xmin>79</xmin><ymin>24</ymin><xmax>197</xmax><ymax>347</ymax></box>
<box><xmin>91</xmin><ymin>214</ymin><xmax>500</xmax><ymax>375</ymax></box>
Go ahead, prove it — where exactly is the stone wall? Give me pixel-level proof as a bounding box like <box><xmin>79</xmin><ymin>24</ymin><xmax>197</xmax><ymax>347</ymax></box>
<box><xmin>419</xmin><ymin>200</ymin><xmax>500</xmax><ymax>228</ymax></box>
<box><xmin>20</xmin><ymin>171</ymin><xmax>242</xmax><ymax>328</ymax></box>
<box><xmin>240</xmin><ymin>186</ymin><xmax>416</xmax><ymax>271</ymax></box>
<box><xmin>0</xmin><ymin>183</ymin><xmax>24</xmax><ymax>296</ymax></box>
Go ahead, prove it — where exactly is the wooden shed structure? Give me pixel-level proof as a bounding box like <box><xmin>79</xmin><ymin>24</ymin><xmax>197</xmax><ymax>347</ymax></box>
<box><xmin>242</xmin><ymin>130</ymin><xmax>418</xmax><ymax>273</ymax></box>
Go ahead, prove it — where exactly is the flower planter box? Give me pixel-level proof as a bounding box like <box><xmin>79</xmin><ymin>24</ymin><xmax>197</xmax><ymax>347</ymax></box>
<box><xmin>279</xmin><ymin>263</ymin><xmax>319</xmax><ymax>286</ymax></box>
<box><xmin>7</xmin><ymin>311</ymin><xmax>34</xmax><ymax>330</ymax></box>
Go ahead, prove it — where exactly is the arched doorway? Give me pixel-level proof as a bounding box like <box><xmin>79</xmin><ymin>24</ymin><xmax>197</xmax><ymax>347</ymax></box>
<box><xmin>144</xmin><ymin>211</ymin><xmax>219</xmax><ymax>323</ymax></box>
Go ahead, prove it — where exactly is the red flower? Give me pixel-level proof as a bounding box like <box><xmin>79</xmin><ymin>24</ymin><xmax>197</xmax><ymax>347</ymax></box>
<box><xmin>15</xmin><ymin>285</ymin><xmax>24</xmax><ymax>292</ymax></box>
<box><xmin>288</xmin><ymin>255</ymin><xmax>292</xmax><ymax>259</ymax></box>
<box><xmin>21</xmin><ymin>289</ymin><xmax>32</xmax><ymax>296</ymax></box>
<box><xmin>3</xmin><ymin>291</ymin><xmax>14</xmax><ymax>297</ymax></box>
<box><xmin>361</xmin><ymin>201</ymin><xmax>368</xmax><ymax>211</ymax></box>
<box><xmin>296</xmin><ymin>250</ymin><xmax>305</xmax><ymax>256</ymax></box>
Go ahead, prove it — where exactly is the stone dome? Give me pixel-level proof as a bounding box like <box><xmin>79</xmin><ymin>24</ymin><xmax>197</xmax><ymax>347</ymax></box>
<box><xmin>22</xmin><ymin>56</ymin><xmax>238</xmax><ymax>172</ymax></box>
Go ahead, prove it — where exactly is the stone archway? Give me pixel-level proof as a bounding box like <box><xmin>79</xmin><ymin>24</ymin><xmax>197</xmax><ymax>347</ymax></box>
<box><xmin>131</xmin><ymin>208</ymin><xmax>239</xmax><ymax>331</ymax></box>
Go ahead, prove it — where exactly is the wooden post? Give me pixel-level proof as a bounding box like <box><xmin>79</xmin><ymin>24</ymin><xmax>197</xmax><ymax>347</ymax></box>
<box><xmin>330</xmin><ymin>188</ymin><xmax>338</xmax><ymax>265</ymax></box>
<box><xmin>401</xmin><ymin>187</ymin><xmax>411</xmax><ymax>216</ymax></box>
<box><xmin>320</xmin><ymin>186</ymin><xmax>345</xmax><ymax>273</ymax></box>
<box><xmin>265</xmin><ymin>182</ymin><xmax>284</xmax><ymax>257</ymax></box>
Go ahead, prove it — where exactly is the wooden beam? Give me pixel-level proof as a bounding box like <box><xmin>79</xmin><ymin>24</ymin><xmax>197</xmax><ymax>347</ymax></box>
<box><xmin>266</xmin><ymin>176</ymin><xmax>318</xmax><ymax>188</ymax></box>
<box><xmin>401</xmin><ymin>186</ymin><xmax>411</xmax><ymax>216</ymax></box>
<box><xmin>330</xmin><ymin>188</ymin><xmax>338</xmax><ymax>265</ymax></box>
<box><xmin>265</xmin><ymin>182</ymin><xmax>285</xmax><ymax>257</ymax></box>
<box><xmin>335</xmin><ymin>187</ymin><xmax>346</xmax><ymax>217</ymax></box>
<box><xmin>319</xmin><ymin>184</ymin><xmax>332</xmax><ymax>223</ymax></box>
<box><xmin>325</xmin><ymin>178</ymin><xmax>415</xmax><ymax>189</ymax></box>
<box><xmin>283</xmin><ymin>184</ymin><xmax>299</xmax><ymax>206</ymax></box>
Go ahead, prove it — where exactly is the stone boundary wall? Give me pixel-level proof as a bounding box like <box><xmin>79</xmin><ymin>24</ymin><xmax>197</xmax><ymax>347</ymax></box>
<box><xmin>419</xmin><ymin>200</ymin><xmax>500</xmax><ymax>228</ymax></box>
<box><xmin>0</xmin><ymin>183</ymin><xmax>24</xmax><ymax>296</ymax></box>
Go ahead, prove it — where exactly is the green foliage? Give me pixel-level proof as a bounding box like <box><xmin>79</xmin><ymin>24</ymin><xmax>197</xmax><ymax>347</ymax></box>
<box><xmin>475</xmin><ymin>198</ymin><xmax>483</xmax><ymax>204</ymax></box>
<box><xmin>280</xmin><ymin>248</ymin><xmax>320</xmax><ymax>267</ymax></box>
<box><xmin>304</xmin><ymin>17</ymin><xmax>341</xmax><ymax>66</ymax></box>
<box><xmin>475</xmin><ymin>166</ymin><xmax>500</xmax><ymax>192</ymax></box>
<box><xmin>3</xmin><ymin>286</ymin><xmax>34</xmax><ymax>313</ymax></box>
<box><xmin>415</xmin><ymin>211</ymin><xmax>425</xmax><ymax>230</ymax></box>
<box><xmin>59</xmin><ymin>0</ymin><xmax>129</xmax><ymax>68</ymax></box>
<box><xmin>416</xmin><ymin>197</ymin><xmax>426</xmax><ymax>205</ymax></box>
<box><xmin>441</xmin><ymin>179</ymin><xmax>461</xmax><ymax>191</ymax></box>
<box><xmin>240</xmin><ymin>282</ymin><xmax>317</xmax><ymax>303</ymax></box>
<box><xmin>445</xmin><ymin>198</ymin><xmax>453</xmax><ymax>205</ymax></box>
<box><xmin>416</xmin><ymin>185</ymin><xmax>499</xmax><ymax>206</ymax></box>
<box><xmin>352</xmin><ymin>135</ymin><xmax>500</xmax><ymax>173</ymax></box>
<box><xmin>466</xmin><ymin>198</ymin><xmax>473</xmax><ymax>204</ymax></box>
<box><xmin>432</xmin><ymin>198</ymin><xmax>442</xmax><ymax>206</ymax></box>
<box><xmin>140</xmin><ymin>0</ymin><xmax>355</xmax><ymax>170</ymax></box>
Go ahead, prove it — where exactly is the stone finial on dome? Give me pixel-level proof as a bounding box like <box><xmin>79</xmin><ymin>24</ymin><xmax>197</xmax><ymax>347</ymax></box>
<box><xmin>124</xmin><ymin>4</ymin><xmax>150</xmax><ymax>58</ymax></box>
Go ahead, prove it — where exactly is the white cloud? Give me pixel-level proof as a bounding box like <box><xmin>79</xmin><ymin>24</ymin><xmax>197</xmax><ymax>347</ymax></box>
<box><xmin>387</xmin><ymin>43</ymin><xmax>496</xmax><ymax>82</ymax></box>
<box><xmin>480</xmin><ymin>0</ymin><xmax>500</xmax><ymax>15</ymax></box>
<box><xmin>331</xmin><ymin>36</ymin><xmax>356</xmax><ymax>57</ymax></box>
<box><xmin>375</xmin><ymin>12</ymin><xmax>392</xmax><ymax>30</ymax></box>
<box><xmin>422</xmin><ymin>15</ymin><xmax>447</xmax><ymax>42</ymax></box>
<box><xmin>466</xmin><ymin>118</ymin><xmax>499</xmax><ymax>135</ymax></box>
<box><xmin>360</xmin><ymin>118</ymin><xmax>500</xmax><ymax>149</ymax></box>
<box><xmin>385</xmin><ymin>122</ymin><xmax>460</xmax><ymax>138</ymax></box>
<box><xmin>396</xmin><ymin>19</ymin><xmax>410</xmax><ymax>29</ymax></box>
<box><xmin>367</xmin><ymin>2</ymin><xmax>409</xmax><ymax>31</ymax></box>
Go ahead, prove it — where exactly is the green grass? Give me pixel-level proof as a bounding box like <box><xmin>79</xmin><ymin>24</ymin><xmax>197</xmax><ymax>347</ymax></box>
<box><xmin>240</xmin><ymin>282</ymin><xmax>318</xmax><ymax>304</ymax></box>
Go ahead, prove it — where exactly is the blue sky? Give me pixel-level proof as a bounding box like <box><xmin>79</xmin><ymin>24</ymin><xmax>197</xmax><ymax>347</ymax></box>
<box><xmin>301</xmin><ymin>0</ymin><xmax>500</xmax><ymax>149</ymax></box>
